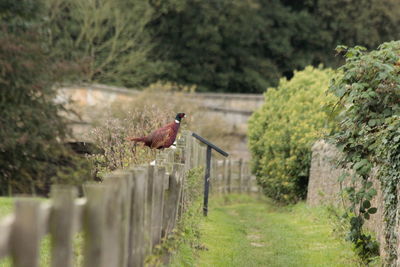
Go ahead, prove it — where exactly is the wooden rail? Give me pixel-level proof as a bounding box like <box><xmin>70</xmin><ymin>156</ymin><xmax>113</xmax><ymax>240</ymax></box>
<box><xmin>0</xmin><ymin>131</ymin><xmax>257</xmax><ymax>267</ymax></box>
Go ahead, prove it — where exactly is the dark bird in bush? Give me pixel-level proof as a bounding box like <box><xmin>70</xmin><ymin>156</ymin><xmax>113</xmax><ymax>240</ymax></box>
<box><xmin>126</xmin><ymin>113</ymin><xmax>186</xmax><ymax>149</ymax></box>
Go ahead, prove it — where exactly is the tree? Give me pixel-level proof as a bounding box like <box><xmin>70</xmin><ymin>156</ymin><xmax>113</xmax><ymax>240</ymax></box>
<box><xmin>146</xmin><ymin>0</ymin><xmax>400</xmax><ymax>93</ymax></box>
<box><xmin>44</xmin><ymin>0</ymin><xmax>159</xmax><ymax>87</ymax></box>
<box><xmin>0</xmin><ymin>1</ymin><xmax>90</xmax><ymax>195</ymax></box>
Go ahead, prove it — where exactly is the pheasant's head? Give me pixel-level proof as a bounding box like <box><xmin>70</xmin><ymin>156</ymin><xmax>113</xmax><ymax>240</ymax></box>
<box><xmin>175</xmin><ymin>113</ymin><xmax>186</xmax><ymax>123</ymax></box>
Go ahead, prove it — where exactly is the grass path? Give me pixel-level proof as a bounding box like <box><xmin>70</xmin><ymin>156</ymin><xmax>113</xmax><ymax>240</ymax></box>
<box><xmin>193</xmin><ymin>195</ymin><xmax>360</xmax><ymax>267</ymax></box>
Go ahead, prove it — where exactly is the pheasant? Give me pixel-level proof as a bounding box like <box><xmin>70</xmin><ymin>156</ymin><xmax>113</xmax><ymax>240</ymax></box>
<box><xmin>126</xmin><ymin>113</ymin><xmax>186</xmax><ymax>149</ymax></box>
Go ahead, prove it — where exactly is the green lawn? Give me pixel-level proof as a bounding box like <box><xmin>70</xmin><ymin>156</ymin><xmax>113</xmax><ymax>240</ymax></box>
<box><xmin>0</xmin><ymin>198</ymin><xmax>13</xmax><ymax>219</ymax></box>
<box><xmin>171</xmin><ymin>194</ymin><xmax>364</xmax><ymax>267</ymax></box>
<box><xmin>0</xmin><ymin>198</ymin><xmax>14</xmax><ymax>267</ymax></box>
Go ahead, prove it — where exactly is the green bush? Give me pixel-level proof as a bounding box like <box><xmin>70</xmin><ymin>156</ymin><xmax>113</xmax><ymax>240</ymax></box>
<box><xmin>329</xmin><ymin>41</ymin><xmax>400</xmax><ymax>263</ymax></box>
<box><xmin>248</xmin><ymin>66</ymin><xmax>336</xmax><ymax>203</ymax></box>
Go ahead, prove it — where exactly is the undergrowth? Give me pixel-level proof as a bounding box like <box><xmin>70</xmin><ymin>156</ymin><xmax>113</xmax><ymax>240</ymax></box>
<box><xmin>329</xmin><ymin>41</ymin><xmax>400</xmax><ymax>264</ymax></box>
<box><xmin>145</xmin><ymin>168</ymin><xmax>204</xmax><ymax>266</ymax></box>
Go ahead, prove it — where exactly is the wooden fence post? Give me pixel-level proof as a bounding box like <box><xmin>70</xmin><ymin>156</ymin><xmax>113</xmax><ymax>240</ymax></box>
<box><xmin>184</xmin><ymin>132</ymin><xmax>192</xmax><ymax>171</ymax></box>
<box><xmin>222</xmin><ymin>159</ymin><xmax>227</xmax><ymax>194</ymax></box>
<box><xmin>0</xmin><ymin>215</ymin><xmax>13</xmax><ymax>259</ymax></box>
<box><xmin>192</xmin><ymin>140</ymin><xmax>198</xmax><ymax>167</ymax></box>
<box><xmin>113</xmin><ymin>171</ymin><xmax>134</xmax><ymax>267</ymax></box>
<box><xmin>227</xmin><ymin>160</ymin><xmax>232</xmax><ymax>193</ymax></box>
<box><xmin>162</xmin><ymin>163</ymin><xmax>184</xmax><ymax>237</ymax></box>
<box><xmin>210</xmin><ymin>158</ymin><xmax>217</xmax><ymax>194</ymax></box>
<box><xmin>11</xmin><ymin>199</ymin><xmax>42</xmax><ymax>267</ymax></box>
<box><xmin>176</xmin><ymin>147</ymin><xmax>186</xmax><ymax>219</ymax></box>
<box><xmin>102</xmin><ymin>178</ymin><xmax>122</xmax><ymax>267</ymax></box>
<box><xmin>99</xmin><ymin>171</ymin><xmax>134</xmax><ymax>267</ymax></box>
<box><xmin>245</xmin><ymin>162</ymin><xmax>251</xmax><ymax>193</ymax></box>
<box><xmin>238</xmin><ymin>159</ymin><xmax>243</xmax><ymax>193</ymax></box>
<box><xmin>128</xmin><ymin>167</ymin><xmax>148</xmax><ymax>267</ymax></box>
<box><xmin>83</xmin><ymin>184</ymin><xmax>108</xmax><ymax>267</ymax></box>
<box><xmin>145</xmin><ymin>165</ymin><xmax>155</xmax><ymax>254</ymax></box>
<box><xmin>151</xmin><ymin>166</ymin><xmax>166</xmax><ymax>247</ymax></box>
<box><xmin>50</xmin><ymin>185</ymin><xmax>77</xmax><ymax>267</ymax></box>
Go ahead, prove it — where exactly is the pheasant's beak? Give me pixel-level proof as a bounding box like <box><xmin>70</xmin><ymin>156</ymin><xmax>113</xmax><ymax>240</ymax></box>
<box><xmin>184</xmin><ymin>114</ymin><xmax>187</xmax><ymax>118</ymax></box>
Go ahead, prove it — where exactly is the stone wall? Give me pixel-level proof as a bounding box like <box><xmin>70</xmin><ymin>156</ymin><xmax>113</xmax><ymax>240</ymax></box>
<box><xmin>307</xmin><ymin>140</ymin><xmax>386</xmax><ymax>258</ymax></box>
<box><xmin>56</xmin><ymin>84</ymin><xmax>264</xmax><ymax>159</ymax></box>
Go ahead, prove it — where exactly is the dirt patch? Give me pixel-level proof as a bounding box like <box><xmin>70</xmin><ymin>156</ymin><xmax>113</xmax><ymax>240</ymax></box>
<box><xmin>250</xmin><ymin>242</ymin><xmax>265</xmax><ymax>247</ymax></box>
<box><xmin>247</xmin><ymin>232</ymin><xmax>266</xmax><ymax>247</ymax></box>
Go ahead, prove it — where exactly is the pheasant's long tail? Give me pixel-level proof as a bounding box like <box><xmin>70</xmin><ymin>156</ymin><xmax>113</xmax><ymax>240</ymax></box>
<box><xmin>126</xmin><ymin>136</ymin><xmax>146</xmax><ymax>143</ymax></box>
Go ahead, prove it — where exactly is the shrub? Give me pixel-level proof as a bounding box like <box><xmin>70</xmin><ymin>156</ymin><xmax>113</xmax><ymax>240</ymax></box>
<box><xmin>248</xmin><ymin>66</ymin><xmax>336</xmax><ymax>203</ymax></box>
<box><xmin>329</xmin><ymin>41</ymin><xmax>400</xmax><ymax>263</ymax></box>
<box><xmin>88</xmin><ymin>88</ymin><xmax>236</xmax><ymax>177</ymax></box>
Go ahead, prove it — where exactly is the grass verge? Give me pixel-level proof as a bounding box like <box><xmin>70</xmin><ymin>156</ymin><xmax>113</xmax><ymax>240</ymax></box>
<box><xmin>0</xmin><ymin>198</ymin><xmax>13</xmax><ymax>219</ymax></box>
<box><xmin>172</xmin><ymin>194</ymin><xmax>370</xmax><ymax>267</ymax></box>
<box><xmin>146</xmin><ymin>168</ymin><xmax>204</xmax><ymax>266</ymax></box>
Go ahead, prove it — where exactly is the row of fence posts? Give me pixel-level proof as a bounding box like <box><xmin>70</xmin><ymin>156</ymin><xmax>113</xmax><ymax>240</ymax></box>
<box><xmin>0</xmin><ymin>131</ymin><xmax>256</xmax><ymax>267</ymax></box>
<box><xmin>211</xmin><ymin>158</ymin><xmax>257</xmax><ymax>194</ymax></box>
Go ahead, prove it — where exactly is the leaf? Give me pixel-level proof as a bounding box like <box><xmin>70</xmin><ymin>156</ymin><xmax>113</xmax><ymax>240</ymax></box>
<box><xmin>364</xmin><ymin>212</ymin><xmax>370</xmax><ymax>220</ymax></box>
<box><xmin>365</xmin><ymin>181</ymin><xmax>373</xmax><ymax>189</ymax></box>
<box><xmin>368</xmin><ymin>207</ymin><xmax>377</xmax><ymax>214</ymax></box>
<box><xmin>354</xmin><ymin>159</ymin><xmax>368</xmax><ymax>170</ymax></box>
<box><xmin>338</xmin><ymin>173</ymin><xmax>347</xmax><ymax>182</ymax></box>
<box><xmin>368</xmin><ymin>119</ymin><xmax>376</xmax><ymax>127</ymax></box>
<box><xmin>368</xmin><ymin>188</ymin><xmax>377</xmax><ymax>197</ymax></box>
<box><xmin>363</xmin><ymin>200</ymin><xmax>371</xmax><ymax>209</ymax></box>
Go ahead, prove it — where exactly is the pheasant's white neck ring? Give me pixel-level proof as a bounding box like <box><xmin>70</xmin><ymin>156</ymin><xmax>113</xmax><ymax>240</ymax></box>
<box><xmin>175</xmin><ymin>120</ymin><xmax>180</xmax><ymax>124</ymax></box>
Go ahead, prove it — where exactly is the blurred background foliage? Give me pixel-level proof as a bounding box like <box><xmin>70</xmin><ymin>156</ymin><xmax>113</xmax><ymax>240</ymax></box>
<box><xmin>39</xmin><ymin>0</ymin><xmax>400</xmax><ymax>93</ymax></box>
<box><xmin>0</xmin><ymin>0</ymin><xmax>92</xmax><ymax>195</ymax></box>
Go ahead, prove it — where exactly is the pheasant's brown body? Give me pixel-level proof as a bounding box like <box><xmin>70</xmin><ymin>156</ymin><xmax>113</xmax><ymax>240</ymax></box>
<box><xmin>127</xmin><ymin>113</ymin><xmax>185</xmax><ymax>149</ymax></box>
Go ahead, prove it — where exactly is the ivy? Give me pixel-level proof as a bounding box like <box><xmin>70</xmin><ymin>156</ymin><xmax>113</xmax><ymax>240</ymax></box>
<box><xmin>329</xmin><ymin>41</ymin><xmax>400</xmax><ymax>264</ymax></box>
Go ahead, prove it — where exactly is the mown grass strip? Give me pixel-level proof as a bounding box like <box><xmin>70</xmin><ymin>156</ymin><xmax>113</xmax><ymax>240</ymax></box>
<box><xmin>171</xmin><ymin>194</ymin><xmax>366</xmax><ymax>267</ymax></box>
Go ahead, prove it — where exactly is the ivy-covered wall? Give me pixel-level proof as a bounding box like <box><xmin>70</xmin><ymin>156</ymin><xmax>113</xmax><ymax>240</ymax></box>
<box><xmin>307</xmin><ymin>140</ymin><xmax>387</xmax><ymax>259</ymax></box>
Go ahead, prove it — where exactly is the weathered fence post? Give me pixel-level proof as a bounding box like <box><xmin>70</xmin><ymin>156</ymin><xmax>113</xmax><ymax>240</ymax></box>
<box><xmin>245</xmin><ymin>162</ymin><xmax>252</xmax><ymax>193</ymax></box>
<box><xmin>102</xmin><ymin>178</ymin><xmax>122</xmax><ymax>267</ymax></box>
<box><xmin>210</xmin><ymin>158</ymin><xmax>217</xmax><ymax>194</ymax></box>
<box><xmin>10</xmin><ymin>199</ymin><xmax>42</xmax><ymax>267</ymax></box>
<box><xmin>238</xmin><ymin>159</ymin><xmax>243</xmax><ymax>193</ymax></box>
<box><xmin>128</xmin><ymin>167</ymin><xmax>148</xmax><ymax>267</ymax></box>
<box><xmin>151</xmin><ymin>166</ymin><xmax>166</xmax><ymax>247</ymax></box>
<box><xmin>83</xmin><ymin>184</ymin><xmax>108</xmax><ymax>267</ymax></box>
<box><xmin>222</xmin><ymin>159</ymin><xmax>227</xmax><ymax>194</ymax></box>
<box><xmin>114</xmin><ymin>171</ymin><xmax>134</xmax><ymax>267</ymax></box>
<box><xmin>162</xmin><ymin>163</ymin><xmax>184</xmax><ymax>236</ymax></box>
<box><xmin>145</xmin><ymin>165</ymin><xmax>155</xmax><ymax>254</ymax></box>
<box><xmin>184</xmin><ymin>131</ymin><xmax>193</xmax><ymax>170</ymax></box>
<box><xmin>50</xmin><ymin>185</ymin><xmax>77</xmax><ymax>267</ymax></box>
<box><xmin>227</xmin><ymin>160</ymin><xmax>232</xmax><ymax>193</ymax></box>
<box><xmin>192</xmin><ymin>140</ymin><xmax>199</xmax><ymax>167</ymax></box>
